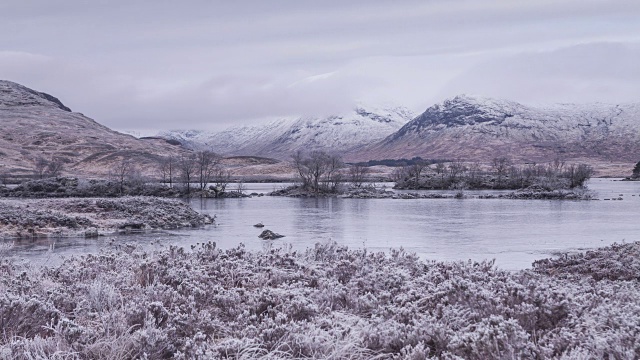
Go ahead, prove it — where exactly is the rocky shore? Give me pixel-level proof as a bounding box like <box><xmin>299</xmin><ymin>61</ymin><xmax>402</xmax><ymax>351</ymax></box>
<box><xmin>0</xmin><ymin>197</ymin><xmax>214</xmax><ymax>239</ymax></box>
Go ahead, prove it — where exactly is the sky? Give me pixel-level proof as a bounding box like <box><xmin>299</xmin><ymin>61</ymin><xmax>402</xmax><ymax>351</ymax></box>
<box><xmin>1</xmin><ymin>0</ymin><xmax>639</xmax><ymax>135</ymax></box>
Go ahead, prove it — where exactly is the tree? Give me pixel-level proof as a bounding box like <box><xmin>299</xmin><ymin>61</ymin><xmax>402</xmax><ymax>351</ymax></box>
<box><xmin>447</xmin><ymin>159</ymin><xmax>466</xmax><ymax>184</ymax></box>
<box><xmin>391</xmin><ymin>166</ymin><xmax>409</xmax><ymax>183</ymax></box>
<box><xmin>324</xmin><ymin>154</ymin><xmax>344</xmax><ymax>192</ymax></box>
<box><xmin>407</xmin><ymin>161</ymin><xmax>426</xmax><ymax>185</ymax></box>
<box><xmin>110</xmin><ymin>159</ymin><xmax>134</xmax><ymax>195</ymax></box>
<box><xmin>46</xmin><ymin>157</ymin><xmax>64</xmax><ymax>178</ymax></box>
<box><xmin>33</xmin><ymin>157</ymin><xmax>49</xmax><ymax>179</ymax></box>
<box><xmin>195</xmin><ymin>150</ymin><xmax>221</xmax><ymax>191</ymax></box>
<box><xmin>292</xmin><ymin>150</ymin><xmax>343</xmax><ymax>193</ymax></box>
<box><xmin>211</xmin><ymin>167</ymin><xmax>231</xmax><ymax>195</ymax></box>
<box><xmin>492</xmin><ymin>157</ymin><xmax>511</xmax><ymax>188</ymax></box>
<box><xmin>33</xmin><ymin>156</ymin><xmax>64</xmax><ymax>179</ymax></box>
<box><xmin>159</xmin><ymin>156</ymin><xmax>175</xmax><ymax>188</ymax></box>
<box><xmin>177</xmin><ymin>154</ymin><xmax>197</xmax><ymax>196</ymax></box>
<box><xmin>349</xmin><ymin>164</ymin><xmax>370</xmax><ymax>188</ymax></box>
<box><xmin>565</xmin><ymin>163</ymin><xmax>594</xmax><ymax>188</ymax></box>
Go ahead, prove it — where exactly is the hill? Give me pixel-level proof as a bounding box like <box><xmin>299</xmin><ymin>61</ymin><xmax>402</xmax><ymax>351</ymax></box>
<box><xmin>0</xmin><ymin>80</ymin><xmax>187</xmax><ymax>178</ymax></box>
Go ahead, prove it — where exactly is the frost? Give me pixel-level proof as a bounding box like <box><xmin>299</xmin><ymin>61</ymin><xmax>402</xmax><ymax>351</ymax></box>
<box><xmin>0</xmin><ymin>242</ymin><xmax>639</xmax><ymax>358</ymax></box>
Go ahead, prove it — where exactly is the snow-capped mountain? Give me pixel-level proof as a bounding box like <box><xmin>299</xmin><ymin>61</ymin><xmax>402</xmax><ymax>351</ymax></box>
<box><xmin>354</xmin><ymin>94</ymin><xmax>640</xmax><ymax>163</ymax></box>
<box><xmin>159</xmin><ymin>105</ymin><xmax>414</xmax><ymax>159</ymax></box>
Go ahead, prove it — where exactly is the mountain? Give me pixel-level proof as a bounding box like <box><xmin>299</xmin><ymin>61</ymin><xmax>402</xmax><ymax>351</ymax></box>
<box><xmin>0</xmin><ymin>80</ymin><xmax>187</xmax><ymax>178</ymax></box>
<box><xmin>352</xmin><ymin>95</ymin><xmax>640</xmax><ymax>166</ymax></box>
<box><xmin>158</xmin><ymin>105</ymin><xmax>414</xmax><ymax>159</ymax></box>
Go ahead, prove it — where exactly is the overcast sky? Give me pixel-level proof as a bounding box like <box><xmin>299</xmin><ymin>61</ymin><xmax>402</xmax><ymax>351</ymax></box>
<box><xmin>1</xmin><ymin>0</ymin><xmax>639</xmax><ymax>135</ymax></box>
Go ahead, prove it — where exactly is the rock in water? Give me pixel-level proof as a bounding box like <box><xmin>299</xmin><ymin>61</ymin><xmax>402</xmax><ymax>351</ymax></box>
<box><xmin>258</xmin><ymin>229</ymin><xmax>284</xmax><ymax>240</ymax></box>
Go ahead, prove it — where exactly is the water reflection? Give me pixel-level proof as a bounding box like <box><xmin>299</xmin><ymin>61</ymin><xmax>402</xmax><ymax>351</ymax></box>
<box><xmin>2</xmin><ymin>179</ymin><xmax>640</xmax><ymax>270</ymax></box>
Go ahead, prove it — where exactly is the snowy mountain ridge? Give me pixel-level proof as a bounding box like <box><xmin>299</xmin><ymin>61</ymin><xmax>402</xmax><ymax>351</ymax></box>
<box><xmin>159</xmin><ymin>105</ymin><xmax>414</xmax><ymax>159</ymax></box>
<box><xmin>358</xmin><ymin>94</ymin><xmax>640</xmax><ymax>164</ymax></box>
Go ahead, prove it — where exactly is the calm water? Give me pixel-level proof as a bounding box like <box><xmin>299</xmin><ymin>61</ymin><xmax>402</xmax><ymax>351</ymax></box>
<box><xmin>3</xmin><ymin>178</ymin><xmax>640</xmax><ymax>270</ymax></box>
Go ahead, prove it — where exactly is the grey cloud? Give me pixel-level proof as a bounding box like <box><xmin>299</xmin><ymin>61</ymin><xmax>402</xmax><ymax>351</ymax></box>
<box><xmin>1</xmin><ymin>1</ymin><xmax>640</xmax><ymax>133</ymax></box>
<box><xmin>438</xmin><ymin>42</ymin><xmax>640</xmax><ymax>105</ymax></box>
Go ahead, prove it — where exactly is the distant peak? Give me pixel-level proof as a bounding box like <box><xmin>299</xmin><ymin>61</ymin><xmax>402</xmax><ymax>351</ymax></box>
<box><xmin>0</xmin><ymin>80</ymin><xmax>72</xmax><ymax>112</ymax></box>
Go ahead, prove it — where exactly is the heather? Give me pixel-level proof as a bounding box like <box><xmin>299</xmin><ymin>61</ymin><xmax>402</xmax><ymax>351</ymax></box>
<box><xmin>0</xmin><ymin>197</ymin><xmax>214</xmax><ymax>239</ymax></box>
<box><xmin>1</xmin><ymin>242</ymin><xmax>639</xmax><ymax>359</ymax></box>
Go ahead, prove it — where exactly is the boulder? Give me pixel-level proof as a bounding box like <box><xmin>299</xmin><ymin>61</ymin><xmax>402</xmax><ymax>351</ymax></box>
<box><xmin>258</xmin><ymin>229</ymin><xmax>284</xmax><ymax>240</ymax></box>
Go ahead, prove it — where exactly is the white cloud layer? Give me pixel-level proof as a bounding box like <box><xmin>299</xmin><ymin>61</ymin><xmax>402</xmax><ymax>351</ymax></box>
<box><xmin>1</xmin><ymin>0</ymin><xmax>639</xmax><ymax>133</ymax></box>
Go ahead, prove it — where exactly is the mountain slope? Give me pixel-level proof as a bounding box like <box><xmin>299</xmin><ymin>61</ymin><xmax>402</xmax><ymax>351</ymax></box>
<box><xmin>159</xmin><ymin>106</ymin><xmax>414</xmax><ymax>159</ymax></box>
<box><xmin>0</xmin><ymin>80</ymin><xmax>186</xmax><ymax>177</ymax></box>
<box><xmin>353</xmin><ymin>95</ymin><xmax>640</xmax><ymax>164</ymax></box>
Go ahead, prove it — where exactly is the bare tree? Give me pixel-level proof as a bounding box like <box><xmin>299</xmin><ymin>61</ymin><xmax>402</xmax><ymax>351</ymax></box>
<box><xmin>447</xmin><ymin>159</ymin><xmax>466</xmax><ymax>183</ymax></box>
<box><xmin>177</xmin><ymin>154</ymin><xmax>197</xmax><ymax>195</ymax></box>
<box><xmin>467</xmin><ymin>162</ymin><xmax>482</xmax><ymax>187</ymax></box>
<box><xmin>33</xmin><ymin>157</ymin><xmax>48</xmax><ymax>179</ymax></box>
<box><xmin>292</xmin><ymin>150</ymin><xmax>313</xmax><ymax>189</ymax></box>
<box><xmin>492</xmin><ymin>157</ymin><xmax>511</xmax><ymax>188</ymax></box>
<box><xmin>391</xmin><ymin>166</ymin><xmax>409</xmax><ymax>183</ymax></box>
<box><xmin>211</xmin><ymin>167</ymin><xmax>231</xmax><ymax>196</ymax></box>
<box><xmin>407</xmin><ymin>161</ymin><xmax>426</xmax><ymax>185</ymax></box>
<box><xmin>234</xmin><ymin>180</ymin><xmax>245</xmax><ymax>194</ymax></box>
<box><xmin>324</xmin><ymin>154</ymin><xmax>344</xmax><ymax>192</ymax></box>
<box><xmin>159</xmin><ymin>156</ymin><xmax>175</xmax><ymax>188</ymax></box>
<box><xmin>110</xmin><ymin>159</ymin><xmax>134</xmax><ymax>195</ymax></box>
<box><xmin>349</xmin><ymin>164</ymin><xmax>370</xmax><ymax>188</ymax></box>
<box><xmin>196</xmin><ymin>150</ymin><xmax>221</xmax><ymax>191</ymax></box>
<box><xmin>565</xmin><ymin>163</ymin><xmax>594</xmax><ymax>188</ymax></box>
<box><xmin>292</xmin><ymin>150</ymin><xmax>343</xmax><ymax>193</ymax></box>
<box><xmin>45</xmin><ymin>157</ymin><xmax>64</xmax><ymax>178</ymax></box>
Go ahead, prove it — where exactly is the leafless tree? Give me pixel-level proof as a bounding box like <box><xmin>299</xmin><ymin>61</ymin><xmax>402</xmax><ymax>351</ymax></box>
<box><xmin>196</xmin><ymin>150</ymin><xmax>221</xmax><ymax>191</ymax></box>
<box><xmin>292</xmin><ymin>150</ymin><xmax>314</xmax><ymax>189</ymax></box>
<box><xmin>33</xmin><ymin>157</ymin><xmax>48</xmax><ymax>179</ymax></box>
<box><xmin>211</xmin><ymin>167</ymin><xmax>232</xmax><ymax>196</ymax></box>
<box><xmin>33</xmin><ymin>156</ymin><xmax>65</xmax><ymax>179</ymax></box>
<box><xmin>349</xmin><ymin>164</ymin><xmax>370</xmax><ymax>188</ymax></box>
<box><xmin>292</xmin><ymin>150</ymin><xmax>343</xmax><ymax>193</ymax></box>
<box><xmin>565</xmin><ymin>163</ymin><xmax>594</xmax><ymax>188</ymax></box>
<box><xmin>46</xmin><ymin>157</ymin><xmax>64</xmax><ymax>178</ymax></box>
<box><xmin>447</xmin><ymin>159</ymin><xmax>466</xmax><ymax>183</ymax></box>
<box><xmin>234</xmin><ymin>180</ymin><xmax>245</xmax><ymax>194</ymax></box>
<box><xmin>407</xmin><ymin>161</ymin><xmax>426</xmax><ymax>185</ymax></box>
<box><xmin>391</xmin><ymin>166</ymin><xmax>409</xmax><ymax>183</ymax></box>
<box><xmin>324</xmin><ymin>154</ymin><xmax>344</xmax><ymax>192</ymax></box>
<box><xmin>110</xmin><ymin>159</ymin><xmax>134</xmax><ymax>195</ymax></box>
<box><xmin>492</xmin><ymin>157</ymin><xmax>511</xmax><ymax>187</ymax></box>
<box><xmin>159</xmin><ymin>156</ymin><xmax>175</xmax><ymax>188</ymax></box>
<box><xmin>467</xmin><ymin>162</ymin><xmax>482</xmax><ymax>187</ymax></box>
<box><xmin>549</xmin><ymin>157</ymin><xmax>565</xmax><ymax>175</ymax></box>
<box><xmin>177</xmin><ymin>154</ymin><xmax>197</xmax><ymax>195</ymax></box>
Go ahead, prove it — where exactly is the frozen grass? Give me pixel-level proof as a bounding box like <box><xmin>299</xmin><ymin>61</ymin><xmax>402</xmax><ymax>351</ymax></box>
<box><xmin>1</xmin><ymin>241</ymin><xmax>639</xmax><ymax>359</ymax></box>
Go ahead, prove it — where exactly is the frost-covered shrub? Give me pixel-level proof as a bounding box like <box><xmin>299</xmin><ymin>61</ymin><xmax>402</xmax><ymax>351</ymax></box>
<box><xmin>533</xmin><ymin>241</ymin><xmax>640</xmax><ymax>281</ymax></box>
<box><xmin>1</xmin><ymin>242</ymin><xmax>640</xmax><ymax>359</ymax></box>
